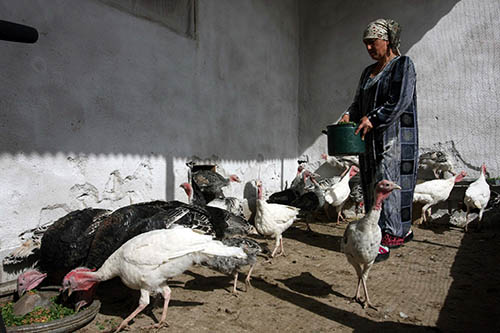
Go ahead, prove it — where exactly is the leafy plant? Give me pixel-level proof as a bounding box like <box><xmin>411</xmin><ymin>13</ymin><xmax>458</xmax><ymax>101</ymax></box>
<box><xmin>337</xmin><ymin>121</ymin><xmax>357</xmax><ymax>126</ymax></box>
<box><xmin>0</xmin><ymin>294</ymin><xmax>75</xmax><ymax>327</ymax></box>
<box><xmin>96</xmin><ymin>318</ymin><xmax>118</xmax><ymax>331</ymax></box>
<box><xmin>487</xmin><ymin>177</ymin><xmax>500</xmax><ymax>185</ymax></box>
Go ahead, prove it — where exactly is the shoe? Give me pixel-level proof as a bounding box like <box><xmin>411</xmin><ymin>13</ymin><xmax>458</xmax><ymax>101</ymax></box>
<box><xmin>403</xmin><ymin>229</ymin><xmax>414</xmax><ymax>243</ymax></box>
<box><xmin>375</xmin><ymin>245</ymin><xmax>390</xmax><ymax>263</ymax></box>
<box><xmin>381</xmin><ymin>232</ymin><xmax>404</xmax><ymax>248</ymax></box>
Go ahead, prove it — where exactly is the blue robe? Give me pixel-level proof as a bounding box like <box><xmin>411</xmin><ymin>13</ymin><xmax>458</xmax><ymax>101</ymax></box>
<box><xmin>348</xmin><ymin>55</ymin><xmax>418</xmax><ymax>237</ymax></box>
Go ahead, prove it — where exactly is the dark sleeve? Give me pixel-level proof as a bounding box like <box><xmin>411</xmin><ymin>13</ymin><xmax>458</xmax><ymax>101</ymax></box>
<box><xmin>346</xmin><ymin>66</ymin><xmax>371</xmax><ymax>122</ymax></box>
<box><xmin>367</xmin><ymin>56</ymin><xmax>416</xmax><ymax>129</ymax></box>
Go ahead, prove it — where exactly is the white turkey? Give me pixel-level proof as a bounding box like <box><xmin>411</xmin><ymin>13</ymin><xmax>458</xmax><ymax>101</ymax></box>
<box><xmin>341</xmin><ymin>180</ymin><xmax>401</xmax><ymax>309</ymax></box>
<box><xmin>16</xmin><ymin>201</ymin><xmax>213</xmax><ymax>310</ymax></box>
<box><xmin>324</xmin><ymin>165</ymin><xmax>360</xmax><ymax>224</ymax></box>
<box><xmin>62</xmin><ymin>227</ymin><xmax>247</xmax><ymax>332</ymax></box>
<box><xmin>464</xmin><ymin>164</ymin><xmax>491</xmax><ymax>231</ymax></box>
<box><xmin>254</xmin><ymin>180</ymin><xmax>300</xmax><ymax>258</ymax></box>
<box><xmin>413</xmin><ymin>171</ymin><xmax>467</xmax><ymax>224</ymax></box>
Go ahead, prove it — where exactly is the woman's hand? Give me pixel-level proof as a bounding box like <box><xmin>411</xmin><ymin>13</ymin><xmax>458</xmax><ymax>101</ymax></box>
<box><xmin>340</xmin><ymin>114</ymin><xmax>350</xmax><ymax>123</ymax></box>
<box><xmin>354</xmin><ymin>116</ymin><xmax>373</xmax><ymax>140</ymax></box>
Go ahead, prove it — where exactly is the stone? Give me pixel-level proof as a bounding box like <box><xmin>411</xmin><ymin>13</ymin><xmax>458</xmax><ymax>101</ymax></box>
<box><xmin>13</xmin><ymin>292</ymin><xmax>52</xmax><ymax>317</ymax></box>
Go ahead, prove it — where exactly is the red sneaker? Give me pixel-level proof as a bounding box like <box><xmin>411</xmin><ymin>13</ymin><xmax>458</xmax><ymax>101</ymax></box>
<box><xmin>403</xmin><ymin>229</ymin><xmax>414</xmax><ymax>243</ymax></box>
<box><xmin>375</xmin><ymin>245</ymin><xmax>390</xmax><ymax>263</ymax></box>
<box><xmin>381</xmin><ymin>232</ymin><xmax>404</xmax><ymax>248</ymax></box>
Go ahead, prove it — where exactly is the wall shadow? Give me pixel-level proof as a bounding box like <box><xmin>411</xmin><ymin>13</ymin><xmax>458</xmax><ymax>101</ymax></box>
<box><xmin>0</xmin><ymin>0</ymin><xmax>302</xmax><ymax>205</ymax></box>
<box><xmin>298</xmin><ymin>0</ymin><xmax>460</xmax><ymax>153</ymax></box>
<box><xmin>435</xmin><ymin>221</ymin><xmax>500</xmax><ymax>331</ymax></box>
<box><xmin>284</xmin><ymin>225</ymin><xmax>343</xmax><ymax>253</ymax></box>
<box><xmin>252</xmin><ymin>274</ymin><xmax>436</xmax><ymax>332</ymax></box>
<box><xmin>0</xmin><ymin>1</ymin><xmax>300</xmax><ymax>158</ymax></box>
<box><xmin>170</xmin><ymin>268</ymin><xmax>436</xmax><ymax>331</ymax></box>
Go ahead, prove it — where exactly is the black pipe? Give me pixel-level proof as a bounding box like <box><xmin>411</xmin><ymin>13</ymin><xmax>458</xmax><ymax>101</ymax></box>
<box><xmin>0</xmin><ymin>20</ymin><xmax>38</xmax><ymax>43</ymax></box>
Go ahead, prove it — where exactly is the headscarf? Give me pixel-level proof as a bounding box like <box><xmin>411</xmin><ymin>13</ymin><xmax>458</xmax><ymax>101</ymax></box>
<box><xmin>363</xmin><ymin>19</ymin><xmax>401</xmax><ymax>56</ymax></box>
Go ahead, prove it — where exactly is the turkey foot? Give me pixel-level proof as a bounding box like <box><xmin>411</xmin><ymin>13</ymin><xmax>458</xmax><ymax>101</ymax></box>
<box><xmin>142</xmin><ymin>320</ymin><xmax>170</xmax><ymax>330</ymax></box>
<box><xmin>362</xmin><ymin>301</ymin><xmax>378</xmax><ymax>311</ymax></box>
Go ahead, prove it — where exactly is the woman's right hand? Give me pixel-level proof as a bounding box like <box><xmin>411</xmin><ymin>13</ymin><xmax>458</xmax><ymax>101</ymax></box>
<box><xmin>354</xmin><ymin>116</ymin><xmax>373</xmax><ymax>141</ymax></box>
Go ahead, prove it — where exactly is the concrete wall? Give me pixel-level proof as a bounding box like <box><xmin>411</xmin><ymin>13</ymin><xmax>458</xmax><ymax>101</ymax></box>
<box><xmin>0</xmin><ymin>0</ymin><xmax>300</xmax><ymax>281</ymax></box>
<box><xmin>299</xmin><ymin>0</ymin><xmax>499</xmax><ymax>179</ymax></box>
<box><xmin>2</xmin><ymin>0</ymin><xmax>499</xmax><ymax>284</ymax></box>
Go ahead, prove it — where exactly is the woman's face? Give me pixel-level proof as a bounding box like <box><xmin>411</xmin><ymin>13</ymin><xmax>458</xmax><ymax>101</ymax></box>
<box><xmin>363</xmin><ymin>38</ymin><xmax>390</xmax><ymax>61</ymax></box>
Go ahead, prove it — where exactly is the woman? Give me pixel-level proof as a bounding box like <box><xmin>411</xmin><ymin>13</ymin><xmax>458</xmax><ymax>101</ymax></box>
<box><xmin>340</xmin><ymin>19</ymin><xmax>418</xmax><ymax>260</ymax></box>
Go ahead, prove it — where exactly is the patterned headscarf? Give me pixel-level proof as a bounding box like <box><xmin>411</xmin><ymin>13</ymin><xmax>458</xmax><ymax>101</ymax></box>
<box><xmin>363</xmin><ymin>19</ymin><xmax>401</xmax><ymax>56</ymax></box>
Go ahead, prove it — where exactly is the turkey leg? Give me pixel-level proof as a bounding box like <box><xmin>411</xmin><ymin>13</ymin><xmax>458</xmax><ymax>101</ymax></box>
<box><xmin>245</xmin><ymin>263</ymin><xmax>256</xmax><ymax>290</ymax></box>
<box><xmin>152</xmin><ymin>286</ymin><xmax>171</xmax><ymax>328</ymax></box>
<box><xmin>115</xmin><ymin>291</ymin><xmax>149</xmax><ymax>332</ymax></box>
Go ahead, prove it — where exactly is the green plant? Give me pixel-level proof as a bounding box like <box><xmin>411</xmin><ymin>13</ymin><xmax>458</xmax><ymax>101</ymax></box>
<box><xmin>0</xmin><ymin>294</ymin><xmax>75</xmax><ymax>327</ymax></box>
<box><xmin>487</xmin><ymin>177</ymin><xmax>500</xmax><ymax>184</ymax></box>
<box><xmin>96</xmin><ymin>318</ymin><xmax>118</xmax><ymax>331</ymax></box>
<box><xmin>338</xmin><ymin>121</ymin><xmax>357</xmax><ymax>126</ymax></box>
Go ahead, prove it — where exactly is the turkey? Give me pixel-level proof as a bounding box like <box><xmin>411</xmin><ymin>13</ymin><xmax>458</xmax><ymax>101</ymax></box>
<box><xmin>84</xmin><ymin>201</ymin><xmax>214</xmax><ymax>269</ymax></box>
<box><xmin>14</xmin><ymin>208</ymin><xmax>110</xmax><ymax>297</ymax></box>
<box><xmin>419</xmin><ymin>151</ymin><xmax>455</xmax><ymax>179</ymax></box>
<box><xmin>254</xmin><ymin>180</ymin><xmax>300</xmax><ymax>258</ymax></box>
<box><xmin>62</xmin><ymin>227</ymin><xmax>247</xmax><ymax>332</ymax></box>
<box><xmin>324</xmin><ymin>165</ymin><xmax>360</xmax><ymax>224</ymax></box>
<box><xmin>349</xmin><ymin>183</ymin><xmax>365</xmax><ymax>218</ymax></box>
<box><xmin>341</xmin><ymin>180</ymin><xmax>401</xmax><ymax>309</ymax></box>
<box><xmin>267</xmin><ymin>165</ymin><xmax>310</xmax><ymax>205</ymax></box>
<box><xmin>206</xmin><ymin>197</ymin><xmax>246</xmax><ymax>217</ymax></box>
<box><xmin>179</xmin><ymin>181</ymin><xmax>260</xmax><ymax>292</ymax></box>
<box><xmin>290</xmin><ymin>175</ymin><xmax>325</xmax><ymax>232</ymax></box>
<box><xmin>180</xmin><ymin>182</ymin><xmax>256</xmax><ymax>238</ymax></box>
<box><xmin>190</xmin><ymin>167</ymin><xmax>241</xmax><ymax>203</ymax></box>
<box><xmin>203</xmin><ymin>237</ymin><xmax>262</xmax><ymax>294</ymax></box>
<box><xmin>2</xmin><ymin>220</ymin><xmax>54</xmax><ymax>266</ymax></box>
<box><xmin>413</xmin><ymin>171</ymin><xmax>467</xmax><ymax>224</ymax></box>
<box><xmin>464</xmin><ymin>164</ymin><xmax>491</xmax><ymax>231</ymax></box>
<box><xmin>17</xmin><ymin>201</ymin><xmax>212</xmax><ymax>309</ymax></box>
<box><xmin>320</xmin><ymin>153</ymin><xmax>359</xmax><ymax>169</ymax></box>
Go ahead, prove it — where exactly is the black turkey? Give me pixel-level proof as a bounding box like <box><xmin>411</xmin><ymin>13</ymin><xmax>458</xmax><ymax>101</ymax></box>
<box><xmin>15</xmin><ymin>208</ymin><xmax>110</xmax><ymax>296</ymax></box>
<box><xmin>191</xmin><ymin>168</ymin><xmax>241</xmax><ymax>203</ymax></box>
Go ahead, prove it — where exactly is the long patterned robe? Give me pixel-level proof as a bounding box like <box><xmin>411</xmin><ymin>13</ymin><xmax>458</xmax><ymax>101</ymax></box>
<box><xmin>348</xmin><ymin>55</ymin><xmax>418</xmax><ymax>237</ymax></box>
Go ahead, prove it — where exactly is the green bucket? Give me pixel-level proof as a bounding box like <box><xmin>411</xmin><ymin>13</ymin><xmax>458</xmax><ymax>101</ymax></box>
<box><xmin>323</xmin><ymin>122</ymin><xmax>365</xmax><ymax>156</ymax></box>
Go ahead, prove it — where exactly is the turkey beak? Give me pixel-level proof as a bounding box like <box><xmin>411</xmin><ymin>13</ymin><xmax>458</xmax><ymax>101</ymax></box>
<box><xmin>393</xmin><ymin>184</ymin><xmax>402</xmax><ymax>190</ymax></box>
<box><xmin>18</xmin><ymin>288</ymin><xmax>25</xmax><ymax>298</ymax></box>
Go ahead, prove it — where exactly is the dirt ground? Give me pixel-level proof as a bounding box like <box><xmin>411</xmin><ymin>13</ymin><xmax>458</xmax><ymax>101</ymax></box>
<box><xmin>65</xmin><ymin>217</ymin><xmax>500</xmax><ymax>333</ymax></box>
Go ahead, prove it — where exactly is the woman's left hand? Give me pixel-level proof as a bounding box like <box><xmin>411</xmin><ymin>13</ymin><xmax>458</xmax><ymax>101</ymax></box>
<box><xmin>354</xmin><ymin>116</ymin><xmax>373</xmax><ymax>140</ymax></box>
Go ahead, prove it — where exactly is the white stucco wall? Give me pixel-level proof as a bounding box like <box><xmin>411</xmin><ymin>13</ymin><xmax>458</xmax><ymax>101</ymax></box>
<box><xmin>2</xmin><ymin>0</ymin><xmax>498</xmax><ymax>285</ymax></box>
<box><xmin>0</xmin><ymin>0</ymin><xmax>300</xmax><ymax>283</ymax></box>
<box><xmin>299</xmin><ymin>0</ymin><xmax>500</xmax><ymax>179</ymax></box>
